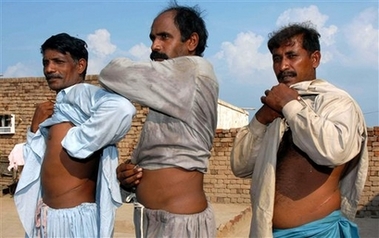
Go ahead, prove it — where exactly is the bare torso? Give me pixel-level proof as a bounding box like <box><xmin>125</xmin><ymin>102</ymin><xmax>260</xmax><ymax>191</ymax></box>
<box><xmin>136</xmin><ymin>168</ymin><xmax>207</xmax><ymax>214</ymax></box>
<box><xmin>41</xmin><ymin>122</ymin><xmax>100</xmax><ymax>209</ymax></box>
<box><xmin>273</xmin><ymin>129</ymin><xmax>345</xmax><ymax>228</ymax></box>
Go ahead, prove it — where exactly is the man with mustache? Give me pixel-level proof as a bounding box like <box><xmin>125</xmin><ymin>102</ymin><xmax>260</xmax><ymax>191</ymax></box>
<box><xmin>231</xmin><ymin>22</ymin><xmax>368</xmax><ymax>237</ymax></box>
<box><xmin>14</xmin><ymin>33</ymin><xmax>136</xmax><ymax>237</ymax></box>
<box><xmin>99</xmin><ymin>2</ymin><xmax>219</xmax><ymax>238</ymax></box>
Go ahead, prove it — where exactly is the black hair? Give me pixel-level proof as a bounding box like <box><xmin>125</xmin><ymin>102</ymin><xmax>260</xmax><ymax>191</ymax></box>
<box><xmin>41</xmin><ymin>33</ymin><xmax>88</xmax><ymax>78</ymax></box>
<box><xmin>267</xmin><ymin>22</ymin><xmax>321</xmax><ymax>55</ymax></box>
<box><xmin>158</xmin><ymin>1</ymin><xmax>208</xmax><ymax>56</ymax></box>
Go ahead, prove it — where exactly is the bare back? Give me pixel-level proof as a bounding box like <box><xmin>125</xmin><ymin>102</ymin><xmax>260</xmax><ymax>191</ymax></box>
<box><xmin>41</xmin><ymin>122</ymin><xmax>100</xmax><ymax>209</ymax></box>
<box><xmin>273</xmin><ymin>129</ymin><xmax>345</xmax><ymax>228</ymax></box>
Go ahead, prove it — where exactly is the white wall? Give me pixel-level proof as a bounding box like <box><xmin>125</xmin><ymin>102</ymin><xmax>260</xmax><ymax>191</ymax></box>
<box><xmin>217</xmin><ymin>99</ymin><xmax>249</xmax><ymax>129</ymax></box>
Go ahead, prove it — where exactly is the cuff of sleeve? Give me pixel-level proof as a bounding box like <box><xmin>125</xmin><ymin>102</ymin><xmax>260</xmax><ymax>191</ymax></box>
<box><xmin>26</xmin><ymin>126</ymin><xmax>35</xmax><ymax>143</ymax></box>
<box><xmin>282</xmin><ymin>99</ymin><xmax>304</xmax><ymax>121</ymax></box>
<box><xmin>248</xmin><ymin>117</ymin><xmax>267</xmax><ymax>134</ymax></box>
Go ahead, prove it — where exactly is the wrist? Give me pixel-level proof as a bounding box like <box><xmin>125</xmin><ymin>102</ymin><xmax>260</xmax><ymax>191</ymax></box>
<box><xmin>120</xmin><ymin>183</ymin><xmax>136</xmax><ymax>193</ymax></box>
<box><xmin>30</xmin><ymin>125</ymin><xmax>38</xmax><ymax>133</ymax></box>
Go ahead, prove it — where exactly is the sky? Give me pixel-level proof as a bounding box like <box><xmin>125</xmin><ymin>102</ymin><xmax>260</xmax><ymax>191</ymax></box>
<box><xmin>1</xmin><ymin>0</ymin><xmax>378</xmax><ymax>126</ymax></box>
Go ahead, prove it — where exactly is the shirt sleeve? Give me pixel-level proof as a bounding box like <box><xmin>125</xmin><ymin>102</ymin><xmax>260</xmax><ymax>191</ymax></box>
<box><xmin>22</xmin><ymin>127</ymin><xmax>35</xmax><ymax>163</ymax></box>
<box><xmin>98</xmin><ymin>57</ymin><xmax>215</xmax><ymax>121</ymax></box>
<box><xmin>62</xmin><ymin>93</ymin><xmax>136</xmax><ymax>159</ymax></box>
<box><xmin>25</xmin><ymin>126</ymin><xmax>35</xmax><ymax>144</ymax></box>
<box><xmin>230</xmin><ymin>117</ymin><xmax>267</xmax><ymax>178</ymax></box>
<box><xmin>283</xmin><ymin>94</ymin><xmax>366</xmax><ymax>167</ymax></box>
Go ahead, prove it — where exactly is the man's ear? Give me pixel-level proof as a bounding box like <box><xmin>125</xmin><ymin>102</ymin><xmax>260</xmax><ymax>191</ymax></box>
<box><xmin>187</xmin><ymin>33</ymin><xmax>199</xmax><ymax>54</ymax></box>
<box><xmin>77</xmin><ymin>58</ymin><xmax>87</xmax><ymax>74</ymax></box>
<box><xmin>311</xmin><ymin>51</ymin><xmax>321</xmax><ymax>68</ymax></box>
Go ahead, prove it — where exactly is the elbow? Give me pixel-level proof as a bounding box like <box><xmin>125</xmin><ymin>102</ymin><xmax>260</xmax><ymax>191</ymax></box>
<box><xmin>311</xmin><ymin>147</ymin><xmax>358</xmax><ymax>167</ymax></box>
<box><xmin>232</xmin><ymin>169</ymin><xmax>252</xmax><ymax>179</ymax></box>
<box><xmin>119</xmin><ymin>102</ymin><xmax>136</xmax><ymax>130</ymax></box>
<box><xmin>121</xmin><ymin>102</ymin><xmax>137</xmax><ymax>120</ymax></box>
<box><xmin>113</xmin><ymin>94</ymin><xmax>136</xmax><ymax>117</ymax></box>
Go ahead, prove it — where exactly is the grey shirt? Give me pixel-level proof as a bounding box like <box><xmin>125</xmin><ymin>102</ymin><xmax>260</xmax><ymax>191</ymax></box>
<box><xmin>99</xmin><ymin>56</ymin><xmax>219</xmax><ymax>173</ymax></box>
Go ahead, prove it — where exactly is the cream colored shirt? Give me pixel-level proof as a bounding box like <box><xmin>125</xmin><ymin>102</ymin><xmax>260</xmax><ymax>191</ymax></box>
<box><xmin>230</xmin><ymin>79</ymin><xmax>368</xmax><ymax>238</ymax></box>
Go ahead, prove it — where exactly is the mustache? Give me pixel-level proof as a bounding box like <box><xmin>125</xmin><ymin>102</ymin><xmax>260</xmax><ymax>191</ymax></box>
<box><xmin>45</xmin><ymin>74</ymin><xmax>63</xmax><ymax>80</ymax></box>
<box><xmin>277</xmin><ymin>71</ymin><xmax>296</xmax><ymax>81</ymax></box>
<box><xmin>150</xmin><ymin>51</ymin><xmax>169</xmax><ymax>61</ymax></box>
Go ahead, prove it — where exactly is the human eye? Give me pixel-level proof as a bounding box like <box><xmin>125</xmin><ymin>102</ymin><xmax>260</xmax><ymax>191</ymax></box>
<box><xmin>272</xmin><ymin>56</ymin><xmax>281</xmax><ymax>63</ymax></box>
<box><xmin>288</xmin><ymin>53</ymin><xmax>297</xmax><ymax>59</ymax></box>
<box><xmin>159</xmin><ymin>33</ymin><xmax>170</xmax><ymax>40</ymax></box>
<box><xmin>54</xmin><ymin>59</ymin><xmax>66</xmax><ymax>64</ymax></box>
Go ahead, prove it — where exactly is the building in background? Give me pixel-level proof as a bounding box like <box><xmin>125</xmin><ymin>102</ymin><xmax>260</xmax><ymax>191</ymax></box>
<box><xmin>217</xmin><ymin>99</ymin><xmax>249</xmax><ymax>129</ymax></box>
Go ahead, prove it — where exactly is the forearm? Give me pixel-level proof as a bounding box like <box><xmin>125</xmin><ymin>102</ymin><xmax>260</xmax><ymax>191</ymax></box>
<box><xmin>230</xmin><ymin>117</ymin><xmax>266</xmax><ymax>178</ymax></box>
<box><xmin>99</xmin><ymin>57</ymin><xmax>216</xmax><ymax>120</ymax></box>
<box><xmin>62</xmin><ymin>95</ymin><xmax>136</xmax><ymax>159</ymax></box>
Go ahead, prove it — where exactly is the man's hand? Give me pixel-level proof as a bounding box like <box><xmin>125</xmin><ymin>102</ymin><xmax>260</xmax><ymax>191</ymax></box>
<box><xmin>31</xmin><ymin>100</ymin><xmax>55</xmax><ymax>133</ymax></box>
<box><xmin>116</xmin><ymin>160</ymin><xmax>143</xmax><ymax>191</ymax></box>
<box><xmin>261</xmin><ymin>83</ymin><xmax>299</xmax><ymax>112</ymax></box>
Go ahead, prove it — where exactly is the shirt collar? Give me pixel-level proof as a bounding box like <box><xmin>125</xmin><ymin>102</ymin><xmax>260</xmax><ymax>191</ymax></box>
<box><xmin>56</xmin><ymin>84</ymin><xmax>78</xmax><ymax>102</ymax></box>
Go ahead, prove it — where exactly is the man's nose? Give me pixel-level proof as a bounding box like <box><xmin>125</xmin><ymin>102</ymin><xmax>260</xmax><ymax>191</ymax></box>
<box><xmin>280</xmin><ymin>58</ymin><xmax>290</xmax><ymax>71</ymax></box>
<box><xmin>44</xmin><ymin>62</ymin><xmax>56</xmax><ymax>73</ymax></box>
<box><xmin>151</xmin><ymin>39</ymin><xmax>161</xmax><ymax>52</ymax></box>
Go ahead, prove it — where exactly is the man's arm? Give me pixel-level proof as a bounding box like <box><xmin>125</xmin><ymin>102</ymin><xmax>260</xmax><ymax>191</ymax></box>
<box><xmin>230</xmin><ymin>116</ymin><xmax>267</xmax><ymax>178</ymax></box>
<box><xmin>29</xmin><ymin>101</ymin><xmax>55</xmax><ymax>133</ymax></box>
<box><xmin>62</xmin><ymin>90</ymin><xmax>136</xmax><ymax>159</ymax></box>
<box><xmin>262</xmin><ymin>82</ymin><xmax>366</xmax><ymax>167</ymax></box>
<box><xmin>283</xmin><ymin>95</ymin><xmax>366</xmax><ymax>167</ymax></box>
<box><xmin>23</xmin><ymin>101</ymin><xmax>54</xmax><ymax>162</ymax></box>
<box><xmin>98</xmin><ymin>56</ymin><xmax>217</xmax><ymax>121</ymax></box>
<box><xmin>231</xmin><ymin>102</ymin><xmax>282</xmax><ymax>178</ymax></box>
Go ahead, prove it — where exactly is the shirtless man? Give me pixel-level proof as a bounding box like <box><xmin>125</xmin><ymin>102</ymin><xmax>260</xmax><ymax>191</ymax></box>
<box><xmin>99</xmin><ymin>3</ymin><xmax>218</xmax><ymax>238</ymax></box>
<box><xmin>230</xmin><ymin>22</ymin><xmax>368</xmax><ymax>237</ymax></box>
<box><xmin>14</xmin><ymin>33</ymin><xmax>135</xmax><ymax>238</ymax></box>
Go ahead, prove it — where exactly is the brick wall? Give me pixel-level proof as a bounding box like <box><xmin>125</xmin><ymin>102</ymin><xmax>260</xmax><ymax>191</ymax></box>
<box><xmin>357</xmin><ymin>127</ymin><xmax>379</xmax><ymax>217</ymax></box>
<box><xmin>1</xmin><ymin>76</ymin><xmax>378</xmax><ymax>216</ymax></box>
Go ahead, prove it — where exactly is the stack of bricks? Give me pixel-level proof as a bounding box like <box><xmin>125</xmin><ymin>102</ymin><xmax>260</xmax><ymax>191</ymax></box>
<box><xmin>357</xmin><ymin>126</ymin><xmax>379</xmax><ymax>217</ymax></box>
